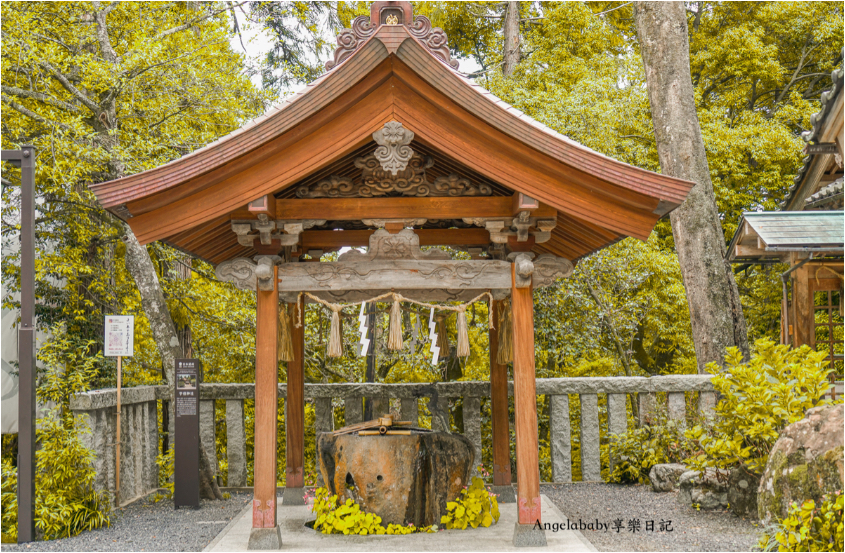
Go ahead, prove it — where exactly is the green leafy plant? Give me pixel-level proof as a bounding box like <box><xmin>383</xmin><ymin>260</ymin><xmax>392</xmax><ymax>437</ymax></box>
<box><xmin>685</xmin><ymin>340</ymin><xmax>833</xmax><ymax>475</ymax></box>
<box><xmin>441</xmin><ymin>476</ymin><xmax>500</xmax><ymax>530</ymax></box>
<box><xmin>608</xmin><ymin>413</ymin><xmax>699</xmax><ymax>484</ymax></box>
<box><xmin>757</xmin><ymin>492</ymin><xmax>844</xmax><ymax>552</ymax></box>
<box><xmin>33</xmin><ymin>411</ymin><xmax>111</xmax><ymax>540</ymax></box>
<box><xmin>2</xmin><ymin>326</ymin><xmax>112</xmax><ymax>541</ymax></box>
<box><xmin>152</xmin><ymin>449</ymin><xmax>175</xmax><ymax>502</ymax></box>
<box><xmin>2</xmin><ymin>457</ymin><xmax>18</xmax><ymax>543</ymax></box>
<box><xmin>311</xmin><ymin>487</ymin><xmax>434</xmax><ymax>535</ymax></box>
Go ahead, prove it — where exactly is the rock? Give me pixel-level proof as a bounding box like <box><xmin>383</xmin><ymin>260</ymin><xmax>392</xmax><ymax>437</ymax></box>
<box><xmin>758</xmin><ymin>404</ymin><xmax>844</xmax><ymax>523</ymax></box>
<box><xmin>727</xmin><ymin>466</ymin><xmax>760</xmax><ymax>518</ymax></box>
<box><xmin>317</xmin><ymin>430</ymin><xmax>474</xmax><ymax>526</ymax></box>
<box><xmin>649</xmin><ymin>463</ymin><xmax>688</xmax><ymax>492</ymax></box>
<box><xmin>678</xmin><ymin>468</ymin><xmax>728</xmax><ymax>510</ymax></box>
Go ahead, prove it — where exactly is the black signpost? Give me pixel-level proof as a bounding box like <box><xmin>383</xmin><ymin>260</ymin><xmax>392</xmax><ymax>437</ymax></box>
<box><xmin>174</xmin><ymin>359</ymin><xmax>201</xmax><ymax>509</ymax></box>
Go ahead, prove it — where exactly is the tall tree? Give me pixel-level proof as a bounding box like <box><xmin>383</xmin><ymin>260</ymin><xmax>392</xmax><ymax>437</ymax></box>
<box><xmin>634</xmin><ymin>1</ymin><xmax>749</xmax><ymax>371</ymax></box>
<box><xmin>502</xmin><ymin>1</ymin><xmax>521</xmax><ymax>76</ymax></box>
<box><xmin>2</xmin><ymin>1</ymin><xmax>265</xmax><ymax>494</ymax></box>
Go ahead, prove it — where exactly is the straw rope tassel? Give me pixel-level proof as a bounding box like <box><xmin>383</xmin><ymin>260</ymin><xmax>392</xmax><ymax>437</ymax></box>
<box><xmin>456</xmin><ymin>307</ymin><xmax>470</xmax><ymax>358</ymax></box>
<box><xmin>388</xmin><ymin>296</ymin><xmax>404</xmax><ymax>350</ymax></box>
<box><xmin>436</xmin><ymin>313</ymin><xmax>450</xmax><ymax>352</ymax></box>
<box><xmin>496</xmin><ymin>299</ymin><xmax>513</xmax><ymax>364</ymax></box>
<box><xmin>327</xmin><ymin>306</ymin><xmax>343</xmax><ymax>358</ymax></box>
<box><xmin>277</xmin><ymin>306</ymin><xmax>294</xmax><ymax>363</ymax></box>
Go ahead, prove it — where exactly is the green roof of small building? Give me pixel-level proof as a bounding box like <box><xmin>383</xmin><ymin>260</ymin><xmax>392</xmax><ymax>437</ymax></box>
<box><xmin>727</xmin><ymin>211</ymin><xmax>844</xmax><ymax>262</ymax></box>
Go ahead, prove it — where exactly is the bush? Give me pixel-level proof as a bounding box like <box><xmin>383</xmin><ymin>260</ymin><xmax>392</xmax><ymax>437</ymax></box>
<box><xmin>757</xmin><ymin>492</ymin><xmax>844</xmax><ymax>552</ymax></box>
<box><xmin>1</xmin><ymin>325</ymin><xmax>112</xmax><ymax>541</ymax></box>
<box><xmin>33</xmin><ymin>411</ymin><xmax>111</xmax><ymax>540</ymax></box>
<box><xmin>607</xmin><ymin>413</ymin><xmax>698</xmax><ymax>484</ymax></box>
<box><xmin>2</xmin><ymin>458</ymin><xmax>17</xmax><ymax>543</ymax></box>
<box><xmin>441</xmin><ymin>476</ymin><xmax>500</xmax><ymax>530</ymax></box>
<box><xmin>685</xmin><ymin>340</ymin><xmax>834</xmax><ymax>475</ymax></box>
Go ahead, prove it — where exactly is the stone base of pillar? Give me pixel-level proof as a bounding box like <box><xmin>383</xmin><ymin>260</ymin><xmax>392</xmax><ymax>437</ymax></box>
<box><xmin>281</xmin><ymin>486</ymin><xmax>306</xmax><ymax>506</ymax></box>
<box><xmin>248</xmin><ymin>526</ymin><xmax>282</xmax><ymax>550</ymax></box>
<box><xmin>492</xmin><ymin>484</ymin><xmax>516</xmax><ymax>503</ymax></box>
<box><xmin>513</xmin><ymin>522</ymin><xmax>547</xmax><ymax>547</ymax></box>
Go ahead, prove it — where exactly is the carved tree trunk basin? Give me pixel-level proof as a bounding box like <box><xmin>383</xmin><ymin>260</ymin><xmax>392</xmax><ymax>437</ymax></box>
<box><xmin>317</xmin><ymin>430</ymin><xmax>474</xmax><ymax>527</ymax></box>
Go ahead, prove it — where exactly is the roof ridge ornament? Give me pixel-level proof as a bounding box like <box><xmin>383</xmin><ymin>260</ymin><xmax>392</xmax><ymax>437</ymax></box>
<box><xmin>325</xmin><ymin>1</ymin><xmax>459</xmax><ymax>72</ymax></box>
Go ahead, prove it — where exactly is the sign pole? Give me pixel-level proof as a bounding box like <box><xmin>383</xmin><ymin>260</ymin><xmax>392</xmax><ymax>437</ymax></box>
<box><xmin>104</xmin><ymin>315</ymin><xmax>133</xmax><ymax>509</ymax></box>
<box><xmin>115</xmin><ymin>355</ymin><xmax>122</xmax><ymax>507</ymax></box>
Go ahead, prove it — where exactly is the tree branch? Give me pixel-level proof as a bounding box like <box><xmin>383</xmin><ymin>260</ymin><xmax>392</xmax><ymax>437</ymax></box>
<box><xmin>1</xmin><ymin>94</ymin><xmax>75</xmax><ymax>132</ymax></box>
<box><xmin>1</xmin><ymin>85</ymin><xmax>81</xmax><ymax>113</ymax></box>
<box><xmin>37</xmin><ymin>60</ymin><xmax>100</xmax><ymax>113</ymax></box>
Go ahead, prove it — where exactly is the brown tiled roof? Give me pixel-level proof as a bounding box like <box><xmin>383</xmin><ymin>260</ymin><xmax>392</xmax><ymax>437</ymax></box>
<box><xmin>89</xmin><ymin>1</ymin><xmax>694</xmax><ymax>263</ymax></box>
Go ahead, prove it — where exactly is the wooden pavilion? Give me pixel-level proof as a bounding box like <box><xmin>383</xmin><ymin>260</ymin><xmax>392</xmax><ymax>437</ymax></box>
<box><xmin>90</xmin><ymin>2</ymin><xmax>693</xmax><ymax>546</ymax></box>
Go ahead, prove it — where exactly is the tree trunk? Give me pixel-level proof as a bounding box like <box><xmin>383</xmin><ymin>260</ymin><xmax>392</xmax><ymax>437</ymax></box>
<box><xmin>122</xmin><ymin>229</ymin><xmax>221</xmax><ymax>500</ymax></box>
<box><xmin>503</xmin><ymin>1</ymin><xmax>521</xmax><ymax>77</ymax></box>
<box><xmin>634</xmin><ymin>1</ymin><xmax>749</xmax><ymax>372</ymax></box>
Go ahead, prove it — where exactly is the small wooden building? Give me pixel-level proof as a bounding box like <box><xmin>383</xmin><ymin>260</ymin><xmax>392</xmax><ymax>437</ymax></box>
<box><xmin>90</xmin><ymin>2</ymin><xmax>693</xmax><ymax>545</ymax></box>
<box><xmin>728</xmin><ymin>61</ymin><xmax>843</xmax><ymax>392</ymax></box>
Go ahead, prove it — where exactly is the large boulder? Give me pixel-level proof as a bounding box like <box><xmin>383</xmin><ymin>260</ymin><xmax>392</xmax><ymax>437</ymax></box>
<box><xmin>649</xmin><ymin>463</ymin><xmax>688</xmax><ymax>492</ymax></box>
<box><xmin>727</xmin><ymin>466</ymin><xmax>760</xmax><ymax>518</ymax></box>
<box><xmin>678</xmin><ymin>468</ymin><xmax>729</xmax><ymax>510</ymax></box>
<box><xmin>758</xmin><ymin>404</ymin><xmax>844</xmax><ymax>523</ymax></box>
<box><xmin>317</xmin><ymin>430</ymin><xmax>474</xmax><ymax>526</ymax></box>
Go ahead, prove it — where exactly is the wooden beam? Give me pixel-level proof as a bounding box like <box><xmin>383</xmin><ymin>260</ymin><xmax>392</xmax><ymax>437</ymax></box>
<box><xmin>269</xmin><ymin>196</ymin><xmax>557</xmax><ymax>222</ymax></box>
<box><xmin>300</xmin><ymin>228</ymin><xmax>492</xmax><ymax>249</ymax></box>
<box><xmin>285</xmin><ymin>300</ymin><xmax>305</xmax><ymax>489</ymax></box>
<box><xmin>489</xmin><ymin>300</ymin><xmax>512</xmax><ymax>487</ymax></box>
<box><xmin>277</xmin><ymin>259</ymin><xmax>513</xmax><ymax>292</ymax></box>
<box><xmin>253</xmin><ymin>266</ymin><xmax>278</xmax><ymax>529</ymax></box>
<box><xmin>792</xmin><ymin>265</ymin><xmax>813</xmax><ymax>348</ymax></box>
<box><xmin>511</xmin><ymin>265</ymin><xmax>541</xmax><ymax>525</ymax></box>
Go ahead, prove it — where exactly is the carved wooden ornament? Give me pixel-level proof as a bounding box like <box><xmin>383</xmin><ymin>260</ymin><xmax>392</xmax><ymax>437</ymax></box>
<box><xmin>373</xmin><ymin>121</ymin><xmax>414</xmax><ymax>176</ymax></box>
<box><xmin>215</xmin><ymin>256</ymin><xmax>279</xmax><ymax>291</ymax></box>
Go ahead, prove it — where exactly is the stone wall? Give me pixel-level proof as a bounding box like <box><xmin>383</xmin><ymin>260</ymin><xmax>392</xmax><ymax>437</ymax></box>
<box><xmin>70</xmin><ymin>387</ymin><xmax>160</xmax><ymax>504</ymax></box>
<box><xmin>70</xmin><ymin>375</ymin><xmax>715</xmax><ymax>496</ymax></box>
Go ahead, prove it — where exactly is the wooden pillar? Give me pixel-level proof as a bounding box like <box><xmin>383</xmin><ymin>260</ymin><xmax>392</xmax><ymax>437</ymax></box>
<box><xmin>286</xmin><ymin>300</ymin><xmax>305</xmax><ymax>489</ymax></box>
<box><xmin>253</xmin><ymin>267</ymin><xmax>278</xmax><ymax>529</ymax></box>
<box><xmin>489</xmin><ymin>299</ymin><xmax>512</xmax><ymax>487</ymax></box>
<box><xmin>792</xmin><ymin>264</ymin><xmax>813</xmax><ymax>348</ymax></box>
<box><xmin>511</xmin><ymin>266</ymin><xmax>541</xmax><ymax>525</ymax></box>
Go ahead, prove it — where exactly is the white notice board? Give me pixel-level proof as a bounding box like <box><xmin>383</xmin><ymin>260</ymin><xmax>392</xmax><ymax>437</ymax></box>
<box><xmin>104</xmin><ymin>315</ymin><xmax>134</xmax><ymax>357</ymax></box>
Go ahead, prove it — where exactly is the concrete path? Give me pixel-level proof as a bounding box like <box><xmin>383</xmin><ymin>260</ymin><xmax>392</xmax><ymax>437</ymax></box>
<box><xmin>205</xmin><ymin>494</ymin><xmax>596</xmax><ymax>552</ymax></box>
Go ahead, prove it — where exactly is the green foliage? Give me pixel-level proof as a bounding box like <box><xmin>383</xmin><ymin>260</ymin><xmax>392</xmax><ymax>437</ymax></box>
<box><xmin>757</xmin><ymin>493</ymin><xmax>844</xmax><ymax>552</ymax></box>
<box><xmin>608</xmin><ymin>413</ymin><xmax>698</xmax><ymax>484</ymax></box>
<box><xmin>153</xmin><ymin>448</ymin><xmax>175</xmax><ymax>501</ymax></box>
<box><xmin>1</xmin><ymin>1</ymin><xmax>267</xmax><ymax>391</ymax></box>
<box><xmin>0</xmin><ymin>323</ymin><xmax>113</xmax><ymax>540</ymax></box>
<box><xmin>2</xmin><ymin>458</ymin><xmax>17</xmax><ymax>543</ymax></box>
<box><xmin>685</xmin><ymin>340</ymin><xmax>834</xmax><ymax>475</ymax></box>
<box><xmin>34</xmin><ymin>411</ymin><xmax>111</xmax><ymax>540</ymax></box>
<box><xmin>310</xmin><ymin>487</ymin><xmax>434</xmax><ymax>535</ymax></box>
<box><xmin>441</xmin><ymin>476</ymin><xmax>500</xmax><ymax>530</ymax></box>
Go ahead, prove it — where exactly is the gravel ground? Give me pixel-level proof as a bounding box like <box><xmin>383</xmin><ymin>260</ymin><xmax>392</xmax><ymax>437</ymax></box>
<box><xmin>542</xmin><ymin>483</ymin><xmax>760</xmax><ymax>552</ymax></box>
<box><xmin>4</xmin><ymin>492</ymin><xmax>252</xmax><ymax>552</ymax></box>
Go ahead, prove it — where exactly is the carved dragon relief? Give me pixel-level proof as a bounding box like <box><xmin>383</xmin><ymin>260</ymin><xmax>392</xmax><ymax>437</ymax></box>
<box><xmin>325</xmin><ymin>14</ymin><xmax>459</xmax><ymax>72</ymax></box>
<box><xmin>215</xmin><ymin>256</ymin><xmax>280</xmax><ymax>291</ymax></box>
<box><xmin>508</xmin><ymin>252</ymin><xmax>574</xmax><ymax>289</ymax></box>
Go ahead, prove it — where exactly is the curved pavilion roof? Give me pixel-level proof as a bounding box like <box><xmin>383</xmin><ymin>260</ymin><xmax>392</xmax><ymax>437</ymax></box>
<box><xmin>90</xmin><ymin>1</ymin><xmax>694</xmax><ymax>265</ymax></box>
